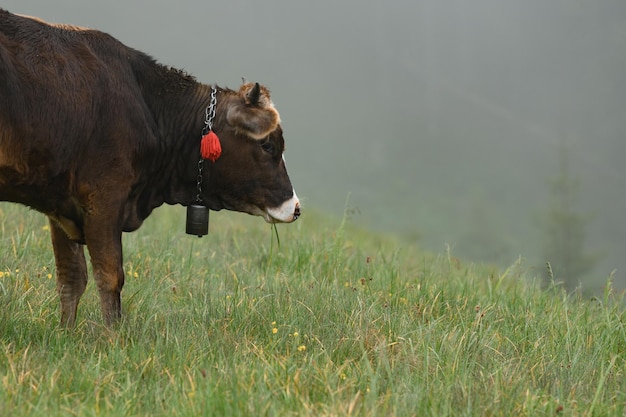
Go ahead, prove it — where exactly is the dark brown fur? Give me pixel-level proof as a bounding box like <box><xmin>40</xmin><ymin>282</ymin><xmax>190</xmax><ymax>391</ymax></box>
<box><xmin>0</xmin><ymin>9</ymin><xmax>298</xmax><ymax>326</ymax></box>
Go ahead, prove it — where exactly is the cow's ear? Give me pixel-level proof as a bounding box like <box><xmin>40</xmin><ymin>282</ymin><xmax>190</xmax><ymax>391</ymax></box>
<box><xmin>227</xmin><ymin>83</ymin><xmax>280</xmax><ymax>140</ymax></box>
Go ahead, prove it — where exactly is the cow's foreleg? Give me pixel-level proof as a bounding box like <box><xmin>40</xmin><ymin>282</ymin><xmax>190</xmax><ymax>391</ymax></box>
<box><xmin>84</xmin><ymin>221</ymin><xmax>125</xmax><ymax>325</ymax></box>
<box><xmin>49</xmin><ymin>218</ymin><xmax>88</xmax><ymax>327</ymax></box>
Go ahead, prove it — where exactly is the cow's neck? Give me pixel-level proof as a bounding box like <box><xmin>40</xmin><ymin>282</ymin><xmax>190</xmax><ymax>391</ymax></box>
<box><xmin>145</xmin><ymin>83</ymin><xmax>218</xmax><ymax>210</ymax></box>
<box><xmin>126</xmin><ymin>54</ymin><xmax>227</xmax><ymax>218</ymax></box>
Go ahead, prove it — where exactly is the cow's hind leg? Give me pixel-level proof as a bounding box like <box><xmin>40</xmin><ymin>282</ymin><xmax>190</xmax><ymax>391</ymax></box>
<box><xmin>49</xmin><ymin>218</ymin><xmax>88</xmax><ymax>327</ymax></box>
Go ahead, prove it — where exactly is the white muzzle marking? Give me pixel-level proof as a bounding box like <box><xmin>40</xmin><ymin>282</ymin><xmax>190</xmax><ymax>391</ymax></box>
<box><xmin>265</xmin><ymin>190</ymin><xmax>300</xmax><ymax>223</ymax></box>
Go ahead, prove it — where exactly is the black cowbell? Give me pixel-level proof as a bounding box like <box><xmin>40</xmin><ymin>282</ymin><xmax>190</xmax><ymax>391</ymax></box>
<box><xmin>186</xmin><ymin>204</ymin><xmax>209</xmax><ymax>237</ymax></box>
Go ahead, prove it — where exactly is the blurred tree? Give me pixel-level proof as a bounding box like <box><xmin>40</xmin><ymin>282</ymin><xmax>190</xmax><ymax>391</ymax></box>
<box><xmin>538</xmin><ymin>145</ymin><xmax>597</xmax><ymax>291</ymax></box>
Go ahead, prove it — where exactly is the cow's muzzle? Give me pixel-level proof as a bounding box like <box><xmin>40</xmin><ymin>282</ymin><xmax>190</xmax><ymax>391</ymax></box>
<box><xmin>293</xmin><ymin>204</ymin><xmax>301</xmax><ymax>221</ymax></box>
<box><xmin>265</xmin><ymin>192</ymin><xmax>300</xmax><ymax>223</ymax></box>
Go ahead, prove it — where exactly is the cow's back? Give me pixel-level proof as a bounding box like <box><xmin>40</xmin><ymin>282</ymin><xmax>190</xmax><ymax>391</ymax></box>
<box><xmin>0</xmin><ymin>10</ymin><xmax>156</xmax><ymax>211</ymax></box>
<box><xmin>0</xmin><ymin>10</ymin><xmax>131</xmax><ymax>149</ymax></box>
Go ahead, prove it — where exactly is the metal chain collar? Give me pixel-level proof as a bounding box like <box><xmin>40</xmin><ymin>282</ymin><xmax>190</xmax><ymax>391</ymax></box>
<box><xmin>196</xmin><ymin>86</ymin><xmax>218</xmax><ymax>204</ymax></box>
<box><xmin>195</xmin><ymin>159</ymin><xmax>204</xmax><ymax>203</ymax></box>
<box><xmin>202</xmin><ymin>87</ymin><xmax>218</xmax><ymax>135</ymax></box>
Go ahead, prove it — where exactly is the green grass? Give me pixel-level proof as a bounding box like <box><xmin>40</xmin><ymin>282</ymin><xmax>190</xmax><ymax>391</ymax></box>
<box><xmin>1</xmin><ymin>203</ymin><xmax>625</xmax><ymax>416</ymax></box>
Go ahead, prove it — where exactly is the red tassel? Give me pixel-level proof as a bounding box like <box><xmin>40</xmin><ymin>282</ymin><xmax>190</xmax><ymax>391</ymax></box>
<box><xmin>200</xmin><ymin>130</ymin><xmax>221</xmax><ymax>162</ymax></box>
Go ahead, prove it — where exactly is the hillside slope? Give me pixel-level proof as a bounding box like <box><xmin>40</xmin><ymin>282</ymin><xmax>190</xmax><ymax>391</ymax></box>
<box><xmin>0</xmin><ymin>204</ymin><xmax>625</xmax><ymax>416</ymax></box>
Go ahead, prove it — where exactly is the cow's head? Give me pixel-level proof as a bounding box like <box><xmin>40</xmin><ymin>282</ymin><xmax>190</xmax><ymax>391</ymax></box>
<box><xmin>205</xmin><ymin>83</ymin><xmax>300</xmax><ymax>223</ymax></box>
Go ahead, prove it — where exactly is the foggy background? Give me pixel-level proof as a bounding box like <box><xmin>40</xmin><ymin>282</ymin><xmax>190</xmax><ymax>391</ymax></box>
<box><xmin>4</xmin><ymin>1</ymin><xmax>626</xmax><ymax>292</ymax></box>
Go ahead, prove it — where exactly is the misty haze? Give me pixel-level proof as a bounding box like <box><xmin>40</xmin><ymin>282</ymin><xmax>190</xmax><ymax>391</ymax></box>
<box><xmin>4</xmin><ymin>0</ymin><xmax>625</xmax><ymax>293</ymax></box>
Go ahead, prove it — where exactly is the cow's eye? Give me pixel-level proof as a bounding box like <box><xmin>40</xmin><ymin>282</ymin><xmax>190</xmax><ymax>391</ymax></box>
<box><xmin>261</xmin><ymin>141</ymin><xmax>274</xmax><ymax>154</ymax></box>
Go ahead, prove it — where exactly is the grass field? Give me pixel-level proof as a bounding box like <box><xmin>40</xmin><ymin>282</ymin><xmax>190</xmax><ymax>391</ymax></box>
<box><xmin>1</xmin><ymin>203</ymin><xmax>625</xmax><ymax>416</ymax></box>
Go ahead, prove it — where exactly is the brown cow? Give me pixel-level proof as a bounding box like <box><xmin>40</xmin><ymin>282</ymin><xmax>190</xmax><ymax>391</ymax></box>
<box><xmin>0</xmin><ymin>10</ymin><xmax>300</xmax><ymax>326</ymax></box>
